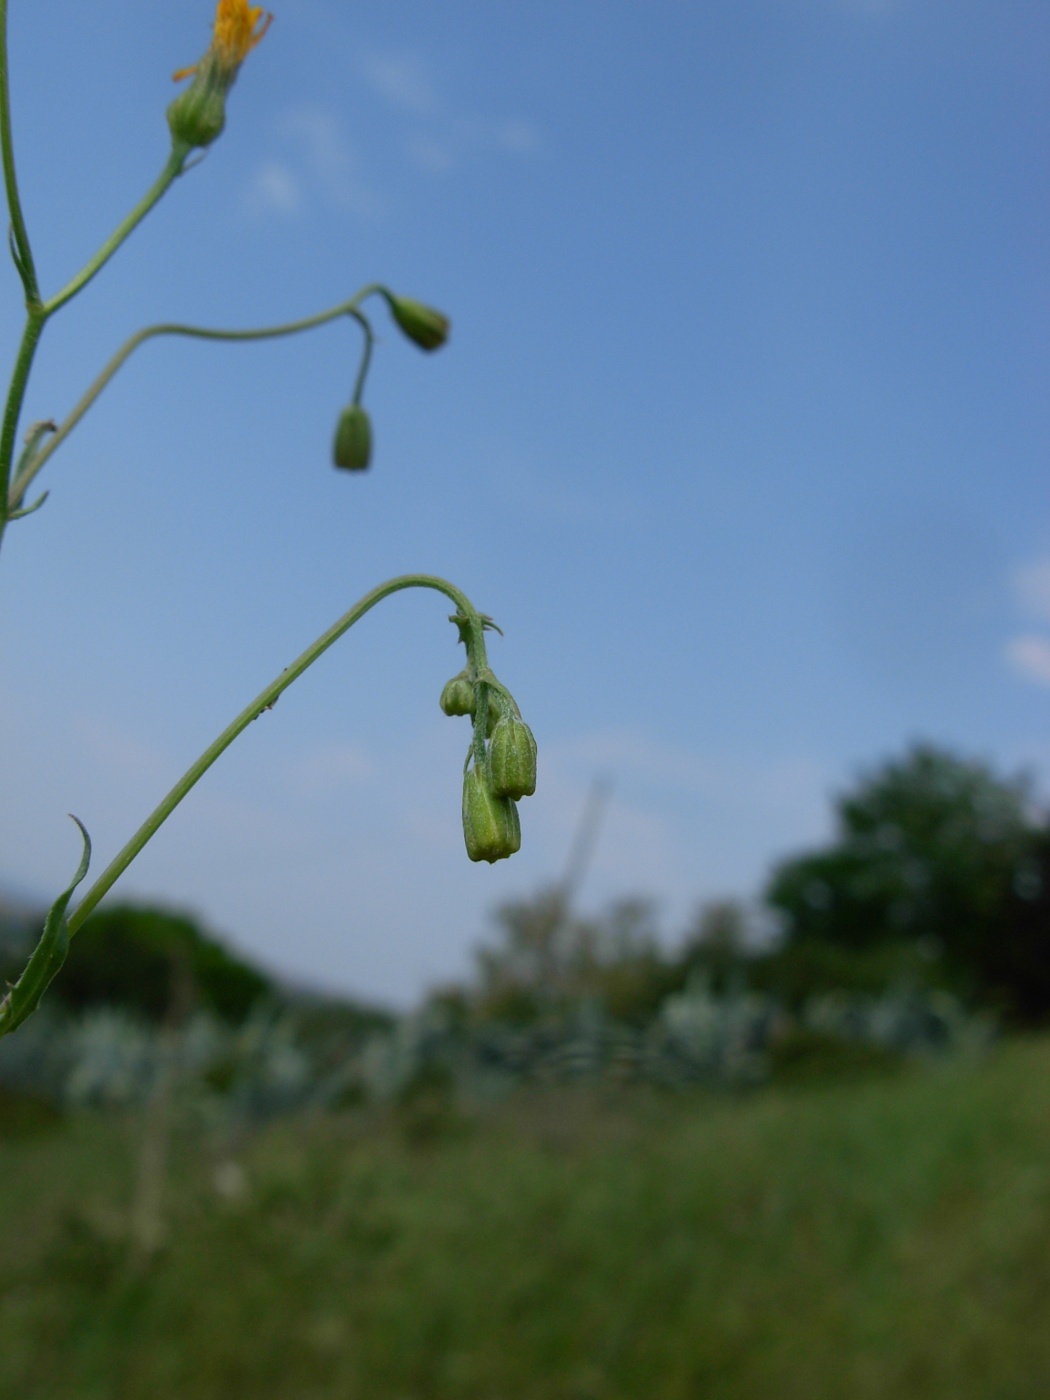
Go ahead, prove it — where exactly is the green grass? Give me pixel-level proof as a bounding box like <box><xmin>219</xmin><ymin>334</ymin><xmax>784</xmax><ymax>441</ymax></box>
<box><xmin>2</xmin><ymin>1038</ymin><xmax>1050</xmax><ymax>1398</ymax></box>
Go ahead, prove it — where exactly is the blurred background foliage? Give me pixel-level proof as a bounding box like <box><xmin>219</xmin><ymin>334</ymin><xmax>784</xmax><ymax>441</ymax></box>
<box><xmin>1</xmin><ymin>740</ymin><xmax>1046</xmax><ymax>1117</ymax></box>
<box><xmin>2</xmin><ymin>740</ymin><xmax>1050</xmax><ymax>1397</ymax></box>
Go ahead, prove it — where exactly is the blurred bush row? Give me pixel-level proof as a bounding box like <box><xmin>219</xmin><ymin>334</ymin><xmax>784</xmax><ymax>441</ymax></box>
<box><xmin>0</xmin><ymin>742</ymin><xmax>1045</xmax><ymax>1114</ymax></box>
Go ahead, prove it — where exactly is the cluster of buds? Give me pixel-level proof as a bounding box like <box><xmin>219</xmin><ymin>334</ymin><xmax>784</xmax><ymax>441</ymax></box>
<box><xmin>440</xmin><ymin>635</ymin><xmax>537</xmax><ymax>863</ymax></box>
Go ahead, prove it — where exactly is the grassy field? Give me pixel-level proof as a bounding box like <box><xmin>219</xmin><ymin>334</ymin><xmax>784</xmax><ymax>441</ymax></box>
<box><xmin>1</xmin><ymin>1037</ymin><xmax>1049</xmax><ymax>1399</ymax></box>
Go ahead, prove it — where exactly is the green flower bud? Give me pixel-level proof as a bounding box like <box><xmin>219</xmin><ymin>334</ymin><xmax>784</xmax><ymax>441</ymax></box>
<box><xmin>332</xmin><ymin>405</ymin><xmax>372</xmax><ymax>471</ymax></box>
<box><xmin>462</xmin><ymin>765</ymin><xmax>521</xmax><ymax>863</ymax></box>
<box><xmin>489</xmin><ymin>715</ymin><xmax>538</xmax><ymax>799</ymax></box>
<box><xmin>440</xmin><ymin>673</ymin><xmax>475</xmax><ymax>717</ymax></box>
<box><xmin>168</xmin><ymin>4</ymin><xmax>272</xmax><ymax>152</ymax></box>
<box><xmin>388</xmin><ymin>295</ymin><xmax>450</xmax><ymax>352</ymax></box>
<box><xmin>167</xmin><ymin>72</ymin><xmax>228</xmax><ymax>150</ymax></box>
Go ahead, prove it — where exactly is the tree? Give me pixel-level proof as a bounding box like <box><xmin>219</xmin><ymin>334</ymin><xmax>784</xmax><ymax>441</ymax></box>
<box><xmin>679</xmin><ymin>900</ymin><xmax>750</xmax><ymax>994</ymax></box>
<box><xmin>468</xmin><ymin>890</ymin><xmax>679</xmax><ymax>1027</ymax></box>
<box><xmin>765</xmin><ymin>745</ymin><xmax>1050</xmax><ymax>1019</ymax></box>
<box><xmin>53</xmin><ymin>904</ymin><xmax>272</xmax><ymax>1026</ymax></box>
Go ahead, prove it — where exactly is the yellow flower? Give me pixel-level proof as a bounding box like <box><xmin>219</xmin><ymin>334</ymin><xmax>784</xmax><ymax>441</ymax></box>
<box><xmin>168</xmin><ymin>1</ymin><xmax>273</xmax><ymax>150</ymax></box>
<box><xmin>173</xmin><ymin>0</ymin><xmax>273</xmax><ymax>83</ymax></box>
<box><xmin>211</xmin><ymin>0</ymin><xmax>273</xmax><ymax>68</ymax></box>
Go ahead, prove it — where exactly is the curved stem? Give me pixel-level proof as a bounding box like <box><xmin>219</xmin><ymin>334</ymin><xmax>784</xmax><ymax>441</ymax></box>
<box><xmin>349</xmin><ymin>310</ymin><xmax>374</xmax><ymax>406</ymax></box>
<box><xmin>9</xmin><ymin>286</ymin><xmax>384</xmax><ymax>510</ymax></box>
<box><xmin>43</xmin><ymin>144</ymin><xmax>191</xmax><ymax>317</ymax></box>
<box><xmin>0</xmin><ymin>0</ymin><xmax>39</xmax><ymax>302</ymax></box>
<box><xmin>66</xmin><ymin>574</ymin><xmax>489</xmax><ymax>935</ymax></box>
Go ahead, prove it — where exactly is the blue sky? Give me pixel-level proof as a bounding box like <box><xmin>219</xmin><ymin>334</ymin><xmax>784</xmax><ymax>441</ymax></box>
<box><xmin>0</xmin><ymin>0</ymin><xmax>1046</xmax><ymax>1004</ymax></box>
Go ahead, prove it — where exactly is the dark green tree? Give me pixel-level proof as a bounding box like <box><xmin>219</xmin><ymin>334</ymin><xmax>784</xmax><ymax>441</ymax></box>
<box><xmin>765</xmin><ymin>745</ymin><xmax>1049</xmax><ymax>1019</ymax></box>
<box><xmin>52</xmin><ymin>904</ymin><xmax>272</xmax><ymax>1025</ymax></box>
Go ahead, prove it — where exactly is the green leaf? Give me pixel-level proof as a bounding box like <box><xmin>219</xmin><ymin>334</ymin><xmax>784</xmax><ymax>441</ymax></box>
<box><xmin>0</xmin><ymin>818</ymin><xmax>91</xmax><ymax>1039</ymax></box>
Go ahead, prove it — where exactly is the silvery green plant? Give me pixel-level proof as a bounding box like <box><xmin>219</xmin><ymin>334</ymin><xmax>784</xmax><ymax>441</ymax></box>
<box><xmin>0</xmin><ymin>1</ymin><xmax>536</xmax><ymax>1039</ymax></box>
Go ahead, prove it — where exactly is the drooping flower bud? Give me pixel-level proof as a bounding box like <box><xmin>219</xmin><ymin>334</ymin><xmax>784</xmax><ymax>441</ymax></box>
<box><xmin>489</xmin><ymin>715</ymin><xmax>538</xmax><ymax>799</ymax></box>
<box><xmin>387</xmin><ymin>295</ymin><xmax>450</xmax><ymax>352</ymax></box>
<box><xmin>440</xmin><ymin>673</ymin><xmax>475</xmax><ymax>717</ymax></box>
<box><xmin>332</xmin><ymin>405</ymin><xmax>372</xmax><ymax>471</ymax></box>
<box><xmin>462</xmin><ymin>765</ymin><xmax>521</xmax><ymax>863</ymax></box>
<box><xmin>168</xmin><ymin>0</ymin><xmax>272</xmax><ymax>152</ymax></box>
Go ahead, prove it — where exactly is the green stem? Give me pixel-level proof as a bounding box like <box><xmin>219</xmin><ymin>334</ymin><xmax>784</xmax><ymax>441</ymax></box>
<box><xmin>44</xmin><ymin>144</ymin><xmax>191</xmax><ymax>316</ymax></box>
<box><xmin>349</xmin><ymin>310</ymin><xmax>374</xmax><ymax>407</ymax></box>
<box><xmin>66</xmin><ymin>574</ymin><xmax>488</xmax><ymax>936</ymax></box>
<box><xmin>1</xmin><ymin>145</ymin><xmax>199</xmax><ymax>535</ymax></box>
<box><xmin>0</xmin><ymin>0</ymin><xmax>39</xmax><ymax>302</ymax></box>
<box><xmin>0</xmin><ymin>307</ymin><xmax>44</xmax><ymax>541</ymax></box>
<box><xmin>9</xmin><ymin>287</ymin><xmax>383</xmax><ymax>511</ymax></box>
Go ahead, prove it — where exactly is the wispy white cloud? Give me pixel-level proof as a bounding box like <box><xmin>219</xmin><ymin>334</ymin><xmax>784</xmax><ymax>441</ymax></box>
<box><xmin>246</xmin><ymin>106</ymin><xmax>384</xmax><ymax>219</ymax></box>
<box><xmin>496</xmin><ymin>120</ymin><xmax>542</xmax><ymax>158</ymax></box>
<box><xmin>247</xmin><ymin>160</ymin><xmax>302</xmax><ymax>217</ymax></box>
<box><xmin>402</xmin><ymin>115</ymin><xmax>543</xmax><ymax>176</ymax></box>
<box><xmin>1006</xmin><ymin>635</ymin><xmax>1050</xmax><ymax>689</ymax></box>
<box><xmin>405</xmin><ymin>133</ymin><xmax>457</xmax><ymax>176</ymax></box>
<box><xmin>362</xmin><ymin>53</ymin><xmax>439</xmax><ymax>118</ymax></box>
<box><xmin>282</xmin><ymin>106</ymin><xmax>384</xmax><ymax>215</ymax></box>
<box><xmin>361</xmin><ymin>48</ymin><xmax>542</xmax><ymax>178</ymax></box>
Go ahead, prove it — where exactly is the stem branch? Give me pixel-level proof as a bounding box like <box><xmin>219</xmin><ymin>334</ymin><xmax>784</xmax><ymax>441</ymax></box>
<box><xmin>9</xmin><ymin>287</ymin><xmax>383</xmax><ymax>510</ymax></box>
<box><xmin>43</xmin><ymin>145</ymin><xmax>191</xmax><ymax>317</ymax></box>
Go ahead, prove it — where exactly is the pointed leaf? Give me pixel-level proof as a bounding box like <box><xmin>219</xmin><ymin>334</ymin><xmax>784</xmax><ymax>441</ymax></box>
<box><xmin>0</xmin><ymin>818</ymin><xmax>90</xmax><ymax>1038</ymax></box>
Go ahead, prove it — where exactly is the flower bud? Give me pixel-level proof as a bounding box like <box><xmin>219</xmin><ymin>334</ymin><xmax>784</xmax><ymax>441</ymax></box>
<box><xmin>332</xmin><ymin>405</ymin><xmax>372</xmax><ymax>471</ymax></box>
<box><xmin>440</xmin><ymin>673</ymin><xmax>474</xmax><ymax>717</ymax></box>
<box><xmin>388</xmin><ymin>295</ymin><xmax>450</xmax><ymax>352</ymax></box>
<box><xmin>489</xmin><ymin>715</ymin><xmax>538</xmax><ymax>799</ymax></box>
<box><xmin>462</xmin><ymin>765</ymin><xmax>521</xmax><ymax>863</ymax></box>
<box><xmin>168</xmin><ymin>2</ymin><xmax>272</xmax><ymax>152</ymax></box>
<box><xmin>167</xmin><ymin>72</ymin><xmax>228</xmax><ymax>149</ymax></box>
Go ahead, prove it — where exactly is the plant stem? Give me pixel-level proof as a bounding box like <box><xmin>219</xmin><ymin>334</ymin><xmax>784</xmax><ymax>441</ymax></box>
<box><xmin>66</xmin><ymin>574</ymin><xmax>489</xmax><ymax>936</ymax></box>
<box><xmin>43</xmin><ymin>144</ymin><xmax>191</xmax><ymax>317</ymax></box>
<box><xmin>350</xmin><ymin>311</ymin><xmax>374</xmax><ymax>406</ymax></box>
<box><xmin>8</xmin><ymin>288</ymin><xmax>383</xmax><ymax>511</ymax></box>
<box><xmin>0</xmin><ymin>0</ymin><xmax>38</xmax><ymax>302</ymax></box>
<box><xmin>0</xmin><ymin>307</ymin><xmax>44</xmax><ymax>543</ymax></box>
<box><xmin>0</xmin><ymin>137</ymin><xmax>196</xmax><ymax>537</ymax></box>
